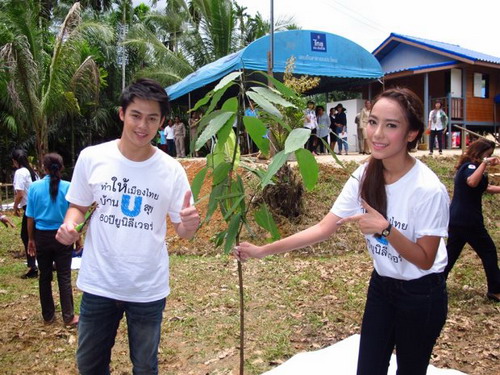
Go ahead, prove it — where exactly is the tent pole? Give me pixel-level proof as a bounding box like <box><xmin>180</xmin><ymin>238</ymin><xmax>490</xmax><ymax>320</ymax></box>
<box><xmin>270</xmin><ymin>0</ymin><xmax>274</xmax><ymax>72</ymax></box>
<box><xmin>267</xmin><ymin>0</ymin><xmax>274</xmax><ymax>83</ymax></box>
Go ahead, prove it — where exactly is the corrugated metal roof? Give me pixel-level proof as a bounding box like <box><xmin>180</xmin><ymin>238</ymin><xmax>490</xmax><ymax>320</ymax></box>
<box><xmin>374</xmin><ymin>33</ymin><xmax>500</xmax><ymax>65</ymax></box>
<box><xmin>386</xmin><ymin>61</ymin><xmax>458</xmax><ymax>75</ymax></box>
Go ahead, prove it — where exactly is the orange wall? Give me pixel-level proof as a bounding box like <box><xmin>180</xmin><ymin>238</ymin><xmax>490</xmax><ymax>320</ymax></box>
<box><xmin>465</xmin><ymin>67</ymin><xmax>500</xmax><ymax>123</ymax></box>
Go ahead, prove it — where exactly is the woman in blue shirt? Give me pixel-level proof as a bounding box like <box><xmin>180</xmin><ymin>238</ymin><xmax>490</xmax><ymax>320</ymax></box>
<box><xmin>26</xmin><ymin>153</ymin><xmax>78</xmax><ymax>325</ymax></box>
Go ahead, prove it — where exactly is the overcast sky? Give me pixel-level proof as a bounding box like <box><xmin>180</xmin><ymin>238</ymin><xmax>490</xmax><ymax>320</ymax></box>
<box><xmin>144</xmin><ymin>0</ymin><xmax>500</xmax><ymax>58</ymax></box>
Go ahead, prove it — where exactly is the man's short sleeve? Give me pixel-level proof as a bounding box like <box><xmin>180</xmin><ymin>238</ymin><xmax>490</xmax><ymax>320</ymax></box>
<box><xmin>167</xmin><ymin>166</ymin><xmax>192</xmax><ymax>223</ymax></box>
<box><xmin>65</xmin><ymin>150</ymin><xmax>94</xmax><ymax>207</ymax></box>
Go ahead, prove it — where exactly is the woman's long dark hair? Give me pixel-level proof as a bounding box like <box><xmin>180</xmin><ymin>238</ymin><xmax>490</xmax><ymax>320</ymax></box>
<box><xmin>456</xmin><ymin>139</ymin><xmax>495</xmax><ymax>170</ymax></box>
<box><xmin>11</xmin><ymin>149</ymin><xmax>37</xmax><ymax>182</ymax></box>
<box><xmin>42</xmin><ymin>153</ymin><xmax>64</xmax><ymax>201</ymax></box>
<box><xmin>360</xmin><ymin>88</ymin><xmax>424</xmax><ymax>218</ymax></box>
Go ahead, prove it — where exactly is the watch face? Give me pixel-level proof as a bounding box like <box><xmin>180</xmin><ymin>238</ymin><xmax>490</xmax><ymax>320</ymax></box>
<box><xmin>382</xmin><ymin>229</ymin><xmax>390</xmax><ymax>237</ymax></box>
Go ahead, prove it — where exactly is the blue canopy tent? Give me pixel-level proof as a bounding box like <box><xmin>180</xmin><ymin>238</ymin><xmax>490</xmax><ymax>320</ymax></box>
<box><xmin>166</xmin><ymin>30</ymin><xmax>383</xmax><ymax>103</ymax></box>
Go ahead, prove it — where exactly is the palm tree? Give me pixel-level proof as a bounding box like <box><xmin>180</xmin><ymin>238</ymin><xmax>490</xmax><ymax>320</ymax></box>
<box><xmin>113</xmin><ymin>0</ymin><xmax>299</xmax><ymax>95</ymax></box>
<box><xmin>124</xmin><ymin>7</ymin><xmax>195</xmax><ymax>87</ymax></box>
<box><xmin>182</xmin><ymin>0</ymin><xmax>237</xmax><ymax>68</ymax></box>
<box><xmin>0</xmin><ymin>0</ymin><xmax>113</xmax><ymax>164</ymax></box>
<box><xmin>233</xmin><ymin>3</ymin><xmax>249</xmax><ymax>50</ymax></box>
<box><xmin>164</xmin><ymin>0</ymin><xmax>298</xmax><ymax>70</ymax></box>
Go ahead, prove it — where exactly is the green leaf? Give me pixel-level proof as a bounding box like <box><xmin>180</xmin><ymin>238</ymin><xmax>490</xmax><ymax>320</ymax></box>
<box><xmin>214</xmin><ymin>71</ymin><xmax>242</xmax><ymax>91</ymax></box>
<box><xmin>191</xmin><ymin>166</ymin><xmax>208</xmax><ymax>202</ymax></box>
<box><xmin>195</xmin><ymin>111</ymin><xmax>233</xmax><ymax>151</ymax></box>
<box><xmin>215</xmin><ymin>115</ymin><xmax>235</xmax><ymax>147</ymax></box>
<box><xmin>236</xmin><ymin>175</ymin><xmax>246</xmax><ymax>214</ymax></box>
<box><xmin>222</xmin><ymin>195</ymin><xmax>245</xmax><ymax>221</ymax></box>
<box><xmin>261</xmin><ymin>150</ymin><xmax>288</xmax><ymax>188</ymax></box>
<box><xmin>206</xmin><ymin>83</ymin><xmax>233</xmax><ymax>115</ymax></box>
<box><xmin>223</xmin><ymin>128</ymin><xmax>240</xmax><ymax>168</ymax></box>
<box><xmin>219</xmin><ymin>176</ymin><xmax>245</xmax><ymax>221</ymax></box>
<box><xmin>284</xmin><ymin>128</ymin><xmax>311</xmax><ymax>154</ymax></box>
<box><xmin>210</xmin><ymin>149</ymin><xmax>226</xmax><ymax>170</ymax></box>
<box><xmin>254</xmin><ymin>203</ymin><xmax>281</xmax><ymax>241</ymax></box>
<box><xmin>204</xmin><ymin>183</ymin><xmax>225</xmax><ymax>224</ymax></box>
<box><xmin>215</xmin><ymin>192</ymin><xmax>245</xmax><ymax>200</ymax></box>
<box><xmin>246</xmin><ymin>91</ymin><xmax>282</xmax><ymax>119</ymax></box>
<box><xmin>212</xmin><ymin>162</ymin><xmax>232</xmax><ymax>185</ymax></box>
<box><xmin>197</xmin><ymin>109</ymin><xmax>225</xmax><ymax>135</ymax></box>
<box><xmin>221</xmin><ymin>97</ymin><xmax>238</xmax><ymax>112</ymax></box>
<box><xmin>224</xmin><ymin>213</ymin><xmax>241</xmax><ymax>254</ymax></box>
<box><xmin>243</xmin><ymin>116</ymin><xmax>270</xmax><ymax>155</ymax></box>
<box><xmin>295</xmin><ymin>148</ymin><xmax>319</xmax><ymax>191</ymax></box>
<box><xmin>253</xmin><ymin>71</ymin><xmax>298</xmax><ymax>99</ymax></box>
<box><xmin>250</xmin><ymin>87</ymin><xmax>296</xmax><ymax>108</ymax></box>
<box><xmin>241</xmin><ymin>164</ymin><xmax>267</xmax><ymax>180</ymax></box>
<box><xmin>212</xmin><ymin>126</ymin><xmax>240</xmax><ymax>168</ymax></box>
<box><xmin>214</xmin><ymin>230</ymin><xmax>227</xmax><ymax>247</ymax></box>
<box><xmin>191</xmin><ymin>91</ymin><xmax>213</xmax><ymax>112</ymax></box>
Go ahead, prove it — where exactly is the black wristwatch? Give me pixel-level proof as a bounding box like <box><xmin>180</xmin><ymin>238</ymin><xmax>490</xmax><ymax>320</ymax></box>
<box><xmin>381</xmin><ymin>223</ymin><xmax>392</xmax><ymax>238</ymax></box>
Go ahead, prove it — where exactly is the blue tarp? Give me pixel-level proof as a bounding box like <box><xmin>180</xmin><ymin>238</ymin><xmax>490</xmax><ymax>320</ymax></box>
<box><xmin>166</xmin><ymin>30</ymin><xmax>383</xmax><ymax>101</ymax></box>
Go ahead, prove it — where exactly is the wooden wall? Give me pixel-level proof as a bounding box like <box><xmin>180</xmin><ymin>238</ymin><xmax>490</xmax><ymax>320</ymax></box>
<box><xmin>465</xmin><ymin>67</ymin><xmax>500</xmax><ymax>123</ymax></box>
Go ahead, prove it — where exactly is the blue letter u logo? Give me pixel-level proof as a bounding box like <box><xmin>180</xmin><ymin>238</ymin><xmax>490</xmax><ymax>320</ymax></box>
<box><xmin>121</xmin><ymin>195</ymin><xmax>142</xmax><ymax>217</ymax></box>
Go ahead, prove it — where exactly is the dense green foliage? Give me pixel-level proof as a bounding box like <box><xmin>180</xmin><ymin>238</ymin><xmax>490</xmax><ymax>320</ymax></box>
<box><xmin>0</xmin><ymin>0</ymin><xmax>300</xmax><ymax>177</ymax></box>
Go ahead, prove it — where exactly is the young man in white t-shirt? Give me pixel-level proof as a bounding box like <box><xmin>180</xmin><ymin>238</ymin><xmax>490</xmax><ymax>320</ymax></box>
<box><xmin>56</xmin><ymin>78</ymin><xmax>200</xmax><ymax>374</ymax></box>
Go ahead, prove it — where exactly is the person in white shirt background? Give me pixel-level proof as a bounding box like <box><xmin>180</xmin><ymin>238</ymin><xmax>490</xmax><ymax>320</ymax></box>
<box><xmin>427</xmin><ymin>101</ymin><xmax>448</xmax><ymax>155</ymax></box>
<box><xmin>315</xmin><ymin>105</ymin><xmax>330</xmax><ymax>154</ymax></box>
<box><xmin>304</xmin><ymin>100</ymin><xmax>318</xmax><ymax>154</ymax></box>
<box><xmin>12</xmin><ymin>149</ymin><xmax>39</xmax><ymax>279</ymax></box>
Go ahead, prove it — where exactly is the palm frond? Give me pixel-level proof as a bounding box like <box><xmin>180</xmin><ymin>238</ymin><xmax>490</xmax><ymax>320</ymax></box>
<box><xmin>0</xmin><ymin>112</ymin><xmax>20</xmax><ymax>133</ymax></box>
<box><xmin>43</xmin><ymin>2</ymin><xmax>82</xmax><ymax>112</ymax></box>
<box><xmin>125</xmin><ymin>23</ymin><xmax>194</xmax><ymax>77</ymax></box>
<box><xmin>71</xmin><ymin>56</ymin><xmax>100</xmax><ymax>106</ymax></box>
<box><xmin>133</xmin><ymin>67</ymin><xmax>187</xmax><ymax>87</ymax></box>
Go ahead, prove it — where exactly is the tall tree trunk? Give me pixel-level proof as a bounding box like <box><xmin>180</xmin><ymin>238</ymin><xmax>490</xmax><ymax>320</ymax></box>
<box><xmin>35</xmin><ymin>117</ymin><xmax>48</xmax><ymax>170</ymax></box>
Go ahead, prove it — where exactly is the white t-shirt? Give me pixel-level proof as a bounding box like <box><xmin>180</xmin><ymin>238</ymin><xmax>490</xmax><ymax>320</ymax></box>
<box><xmin>164</xmin><ymin>126</ymin><xmax>175</xmax><ymax>140</ymax></box>
<box><xmin>304</xmin><ymin>109</ymin><xmax>317</xmax><ymax>130</ymax></box>
<box><xmin>331</xmin><ymin>159</ymin><xmax>449</xmax><ymax>280</ymax></box>
<box><xmin>13</xmin><ymin>167</ymin><xmax>34</xmax><ymax>208</ymax></box>
<box><xmin>66</xmin><ymin>140</ymin><xmax>191</xmax><ymax>302</ymax></box>
<box><xmin>429</xmin><ymin>109</ymin><xmax>446</xmax><ymax>131</ymax></box>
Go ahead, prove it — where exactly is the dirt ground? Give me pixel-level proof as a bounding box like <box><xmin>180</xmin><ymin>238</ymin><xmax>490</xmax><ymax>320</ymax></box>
<box><xmin>0</xmin><ymin>154</ymin><xmax>498</xmax><ymax>375</ymax></box>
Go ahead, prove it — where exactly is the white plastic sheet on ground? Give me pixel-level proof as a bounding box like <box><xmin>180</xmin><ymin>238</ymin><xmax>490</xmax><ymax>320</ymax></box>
<box><xmin>262</xmin><ymin>334</ymin><xmax>466</xmax><ymax>375</ymax></box>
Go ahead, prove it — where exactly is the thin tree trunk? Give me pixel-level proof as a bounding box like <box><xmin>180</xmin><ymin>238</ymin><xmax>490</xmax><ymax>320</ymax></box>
<box><xmin>238</xmin><ymin>260</ymin><xmax>244</xmax><ymax>375</ymax></box>
<box><xmin>35</xmin><ymin>117</ymin><xmax>48</xmax><ymax>170</ymax></box>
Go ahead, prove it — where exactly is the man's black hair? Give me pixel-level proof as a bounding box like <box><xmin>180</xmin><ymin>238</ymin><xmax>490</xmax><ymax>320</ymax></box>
<box><xmin>120</xmin><ymin>78</ymin><xmax>170</xmax><ymax>119</ymax></box>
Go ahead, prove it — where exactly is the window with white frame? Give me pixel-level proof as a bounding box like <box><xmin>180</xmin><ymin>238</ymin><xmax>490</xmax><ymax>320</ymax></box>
<box><xmin>473</xmin><ymin>73</ymin><xmax>489</xmax><ymax>98</ymax></box>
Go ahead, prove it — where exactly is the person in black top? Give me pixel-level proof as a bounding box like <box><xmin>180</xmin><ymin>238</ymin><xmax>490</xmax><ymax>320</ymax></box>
<box><xmin>444</xmin><ymin>139</ymin><xmax>500</xmax><ymax>302</ymax></box>
<box><xmin>329</xmin><ymin>107</ymin><xmax>337</xmax><ymax>151</ymax></box>
<box><xmin>332</xmin><ymin>104</ymin><xmax>347</xmax><ymax>153</ymax></box>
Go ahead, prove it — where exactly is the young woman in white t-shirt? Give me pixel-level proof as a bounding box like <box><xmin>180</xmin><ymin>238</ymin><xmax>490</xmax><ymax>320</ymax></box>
<box><xmin>235</xmin><ymin>88</ymin><xmax>449</xmax><ymax>375</ymax></box>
